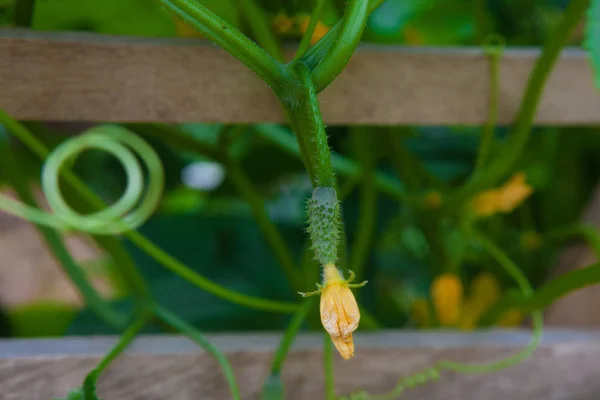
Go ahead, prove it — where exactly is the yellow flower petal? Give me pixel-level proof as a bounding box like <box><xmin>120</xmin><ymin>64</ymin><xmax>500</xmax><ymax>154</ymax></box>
<box><xmin>471</xmin><ymin>172</ymin><xmax>533</xmax><ymax>217</ymax></box>
<box><xmin>471</xmin><ymin>272</ymin><xmax>501</xmax><ymax>309</ymax></box>
<box><xmin>431</xmin><ymin>273</ymin><xmax>463</xmax><ymax>326</ymax></box>
<box><xmin>319</xmin><ymin>264</ymin><xmax>360</xmax><ymax>359</ymax></box>
<box><xmin>330</xmin><ymin>333</ymin><xmax>355</xmax><ymax>360</ymax></box>
<box><xmin>458</xmin><ymin>272</ymin><xmax>501</xmax><ymax>330</ymax></box>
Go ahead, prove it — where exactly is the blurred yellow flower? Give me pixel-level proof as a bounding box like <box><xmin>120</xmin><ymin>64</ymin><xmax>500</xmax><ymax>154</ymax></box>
<box><xmin>471</xmin><ymin>172</ymin><xmax>533</xmax><ymax>217</ymax></box>
<box><xmin>431</xmin><ymin>273</ymin><xmax>463</xmax><ymax>326</ymax></box>
<box><xmin>272</xmin><ymin>12</ymin><xmax>294</xmax><ymax>34</ymax></box>
<box><xmin>299</xmin><ymin>264</ymin><xmax>367</xmax><ymax>360</ymax></box>
<box><xmin>297</xmin><ymin>15</ymin><xmax>330</xmax><ymax>44</ymax></box>
<box><xmin>411</xmin><ymin>271</ymin><xmax>524</xmax><ymax>330</ymax></box>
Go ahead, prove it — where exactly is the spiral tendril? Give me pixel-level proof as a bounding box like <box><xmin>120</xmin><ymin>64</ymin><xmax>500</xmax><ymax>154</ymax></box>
<box><xmin>0</xmin><ymin>124</ymin><xmax>164</xmax><ymax>235</ymax></box>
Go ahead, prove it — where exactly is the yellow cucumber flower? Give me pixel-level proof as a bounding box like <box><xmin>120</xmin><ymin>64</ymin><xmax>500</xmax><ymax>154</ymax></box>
<box><xmin>471</xmin><ymin>172</ymin><xmax>533</xmax><ymax>217</ymax></box>
<box><xmin>412</xmin><ymin>271</ymin><xmax>524</xmax><ymax>330</ymax></box>
<box><xmin>431</xmin><ymin>273</ymin><xmax>463</xmax><ymax>326</ymax></box>
<box><xmin>299</xmin><ymin>263</ymin><xmax>367</xmax><ymax>360</ymax></box>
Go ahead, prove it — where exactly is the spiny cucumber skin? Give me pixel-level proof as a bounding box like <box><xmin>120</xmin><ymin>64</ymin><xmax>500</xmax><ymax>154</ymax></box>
<box><xmin>306</xmin><ymin>187</ymin><xmax>340</xmax><ymax>266</ymax></box>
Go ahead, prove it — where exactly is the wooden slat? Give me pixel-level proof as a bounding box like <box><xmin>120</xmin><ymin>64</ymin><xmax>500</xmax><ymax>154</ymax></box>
<box><xmin>0</xmin><ymin>29</ymin><xmax>599</xmax><ymax>125</ymax></box>
<box><xmin>1</xmin><ymin>330</ymin><xmax>600</xmax><ymax>399</ymax></box>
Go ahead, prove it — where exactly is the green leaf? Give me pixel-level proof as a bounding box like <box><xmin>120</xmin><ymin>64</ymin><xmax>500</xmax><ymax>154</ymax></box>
<box><xmin>33</xmin><ymin>0</ymin><xmax>175</xmax><ymax>36</ymax></box>
<box><xmin>7</xmin><ymin>302</ymin><xmax>78</xmax><ymax>337</ymax></box>
<box><xmin>365</xmin><ymin>0</ymin><xmax>475</xmax><ymax>45</ymax></box>
<box><xmin>585</xmin><ymin>0</ymin><xmax>600</xmax><ymax>88</ymax></box>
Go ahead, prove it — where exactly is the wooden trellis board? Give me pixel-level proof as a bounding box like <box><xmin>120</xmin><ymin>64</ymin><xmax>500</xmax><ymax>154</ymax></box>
<box><xmin>0</xmin><ymin>330</ymin><xmax>599</xmax><ymax>400</ymax></box>
<box><xmin>0</xmin><ymin>29</ymin><xmax>599</xmax><ymax>125</ymax></box>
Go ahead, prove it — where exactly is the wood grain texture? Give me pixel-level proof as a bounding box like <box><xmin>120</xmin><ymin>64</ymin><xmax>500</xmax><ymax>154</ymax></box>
<box><xmin>1</xmin><ymin>330</ymin><xmax>599</xmax><ymax>400</ymax></box>
<box><xmin>0</xmin><ymin>29</ymin><xmax>599</xmax><ymax>125</ymax></box>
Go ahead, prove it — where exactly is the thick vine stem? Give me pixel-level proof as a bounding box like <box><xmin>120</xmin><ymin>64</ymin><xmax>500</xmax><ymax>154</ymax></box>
<box><xmin>310</xmin><ymin>0</ymin><xmax>369</xmax><ymax>92</ymax></box>
<box><xmin>441</xmin><ymin>0</ymin><xmax>590</xmax><ymax>213</ymax></box>
<box><xmin>288</xmin><ymin>63</ymin><xmax>336</xmax><ymax>188</ymax></box>
<box><xmin>158</xmin><ymin>0</ymin><xmax>290</xmax><ymax>92</ymax></box>
<box><xmin>300</xmin><ymin>0</ymin><xmax>386</xmax><ymax>86</ymax></box>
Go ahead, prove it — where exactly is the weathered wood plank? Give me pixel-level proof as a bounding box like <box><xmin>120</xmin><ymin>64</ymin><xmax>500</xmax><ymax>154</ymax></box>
<box><xmin>1</xmin><ymin>330</ymin><xmax>599</xmax><ymax>399</ymax></box>
<box><xmin>0</xmin><ymin>29</ymin><xmax>599</xmax><ymax>125</ymax></box>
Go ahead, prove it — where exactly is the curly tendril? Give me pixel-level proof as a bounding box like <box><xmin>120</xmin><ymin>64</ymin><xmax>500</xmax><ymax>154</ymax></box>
<box><xmin>0</xmin><ymin>124</ymin><xmax>164</xmax><ymax>234</ymax></box>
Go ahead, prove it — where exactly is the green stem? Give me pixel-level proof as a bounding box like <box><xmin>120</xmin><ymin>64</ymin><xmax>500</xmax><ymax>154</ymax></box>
<box><xmin>480</xmin><ymin>262</ymin><xmax>600</xmax><ymax>326</ymax></box>
<box><xmin>545</xmin><ymin>223</ymin><xmax>600</xmax><ymax>259</ymax></box>
<box><xmin>289</xmin><ymin>63</ymin><xmax>336</xmax><ymax>187</ymax></box>
<box><xmin>239</xmin><ymin>0</ymin><xmax>284</xmax><ymax>62</ymax></box>
<box><xmin>300</xmin><ymin>0</ymin><xmax>385</xmax><ymax>77</ymax></box>
<box><xmin>288</xmin><ymin>116</ymin><xmax>319</xmax><ymax>184</ymax></box>
<box><xmin>442</xmin><ymin>0</ymin><xmax>590</xmax><ymax>213</ymax></box>
<box><xmin>474</xmin><ymin>36</ymin><xmax>504</xmax><ymax>172</ymax></box>
<box><xmin>126</xmin><ymin>231</ymin><xmax>298</xmax><ymax>313</ymax></box>
<box><xmin>94</xmin><ymin>312</ymin><xmax>149</xmax><ymax>376</ymax></box>
<box><xmin>310</xmin><ymin>0</ymin><xmax>369</xmax><ymax>92</ymax></box>
<box><xmin>349</xmin><ymin>128</ymin><xmax>377</xmax><ymax>282</ymax></box>
<box><xmin>269</xmin><ymin>298</ymin><xmax>314</xmax><ymax>376</ymax></box>
<box><xmin>479</xmin><ymin>223</ymin><xmax>600</xmax><ymax>326</ymax></box>
<box><xmin>0</xmin><ymin>144</ymin><xmax>127</xmax><ymax>330</ymax></box>
<box><xmin>155</xmin><ymin>305</ymin><xmax>241</xmax><ymax>400</ymax></box>
<box><xmin>224</xmin><ymin>158</ymin><xmax>301</xmax><ymax>291</ymax></box>
<box><xmin>254</xmin><ymin>124</ymin><xmax>407</xmax><ymax>201</ymax></box>
<box><xmin>1</xmin><ymin>112</ymin><xmax>298</xmax><ymax>314</ymax></box>
<box><xmin>295</xmin><ymin>0</ymin><xmax>327</xmax><ymax>59</ymax></box>
<box><xmin>324</xmin><ymin>334</ymin><xmax>336</xmax><ymax>400</ymax></box>
<box><xmin>13</xmin><ymin>0</ymin><xmax>35</xmax><ymax>27</ymax></box>
<box><xmin>158</xmin><ymin>0</ymin><xmax>289</xmax><ymax>91</ymax></box>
